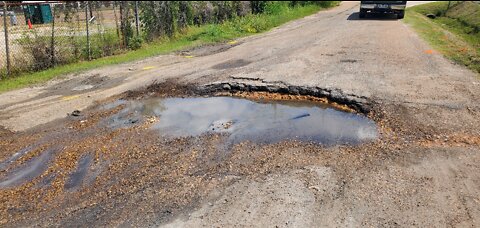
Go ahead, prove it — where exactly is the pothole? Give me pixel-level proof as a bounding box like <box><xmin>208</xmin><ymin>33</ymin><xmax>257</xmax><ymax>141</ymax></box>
<box><xmin>105</xmin><ymin>96</ymin><xmax>378</xmax><ymax>145</ymax></box>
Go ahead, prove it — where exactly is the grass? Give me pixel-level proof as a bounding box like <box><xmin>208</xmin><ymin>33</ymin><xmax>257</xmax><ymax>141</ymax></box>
<box><xmin>0</xmin><ymin>3</ymin><xmax>337</xmax><ymax>93</ymax></box>
<box><xmin>404</xmin><ymin>1</ymin><xmax>480</xmax><ymax>75</ymax></box>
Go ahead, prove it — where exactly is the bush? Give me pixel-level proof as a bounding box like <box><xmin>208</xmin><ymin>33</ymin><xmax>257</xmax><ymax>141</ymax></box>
<box><xmin>265</xmin><ymin>2</ymin><xmax>290</xmax><ymax>15</ymax></box>
<box><xmin>238</xmin><ymin>15</ymin><xmax>268</xmax><ymax>33</ymax></box>
<box><xmin>191</xmin><ymin>1</ymin><xmax>215</xmax><ymax>25</ymax></box>
<box><xmin>140</xmin><ymin>1</ymin><xmax>180</xmax><ymax>40</ymax></box>
<box><xmin>99</xmin><ymin>31</ymin><xmax>123</xmax><ymax>56</ymax></box>
<box><xmin>17</xmin><ymin>32</ymin><xmax>54</xmax><ymax>71</ymax></box>
<box><xmin>213</xmin><ymin>1</ymin><xmax>235</xmax><ymax>23</ymax></box>
<box><xmin>316</xmin><ymin>1</ymin><xmax>340</xmax><ymax>8</ymax></box>
<box><xmin>128</xmin><ymin>36</ymin><xmax>144</xmax><ymax>50</ymax></box>
<box><xmin>204</xmin><ymin>24</ymin><xmax>227</xmax><ymax>41</ymax></box>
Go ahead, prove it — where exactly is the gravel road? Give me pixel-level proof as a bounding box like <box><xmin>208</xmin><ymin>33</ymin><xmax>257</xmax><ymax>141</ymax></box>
<box><xmin>0</xmin><ymin>1</ymin><xmax>479</xmax><ymax>227</ymax></box>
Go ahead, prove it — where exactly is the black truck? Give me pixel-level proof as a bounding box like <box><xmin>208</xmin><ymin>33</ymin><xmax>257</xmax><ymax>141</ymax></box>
<box><xmin>359</xmin><ymin>1</ymin><xmax>407</xmax><ymax>19</ymax></box>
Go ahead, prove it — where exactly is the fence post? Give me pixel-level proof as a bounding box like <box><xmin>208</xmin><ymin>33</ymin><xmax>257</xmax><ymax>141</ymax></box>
<box><xmin>135</xmin><ymin>1</ymin><xmax>139</xmax><ymax>36</ymax></box>
<box><xmin>51</xmin><ymin>4</ymin><xmax>55</xmax><ymax>66</ymax></box>
<box><xmin>113</xmin><ymin>1</ymin><xmax>120</xmax><ymax>39</ymax></box>
<box><xmin>119</xmin><ymin>1</ymin><xmax>126</xmax><ymax>48</ymax></box>
<box><xmin>85</xmin><ymin>2</ymin><xmax>91</xmax><ymax>60</ymax></box>
<box><xmin>3</xmin><ymin>1</ymin><xmax>11</xmax><ymax>78</ymax></box>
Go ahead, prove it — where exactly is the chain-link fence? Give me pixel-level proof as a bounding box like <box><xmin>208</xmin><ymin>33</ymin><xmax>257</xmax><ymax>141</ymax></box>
<box><xmin>1</xmin><ymin>1</ymin><xmax>141</xmax><ymax>79</ymax></box>
<box><xmin>1</xmin><ymin>1</ymin><xmax>324</xmax><ymax>80</ymax></box>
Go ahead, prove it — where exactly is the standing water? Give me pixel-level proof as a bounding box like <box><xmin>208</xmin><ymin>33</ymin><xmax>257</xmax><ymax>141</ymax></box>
<box><xmin>109</xmin><ymin>97</ymin><xmax>378</xmax><ymax>145</ymax></box>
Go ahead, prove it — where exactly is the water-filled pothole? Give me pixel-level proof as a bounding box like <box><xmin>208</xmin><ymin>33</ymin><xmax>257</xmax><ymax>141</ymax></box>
<box><xmin>107</xmin><ymin>96</ymin><xmax>378</xmax><ymax>145</ymax></box>
<box><xmin>0</xmin><ymin>147</ymin><xmax>59</xmax><ymax>188</ymax></box>
<box><xmin>64</xmin><ymin>154</ymin><xmax>92</xmax><ymax>191</ymax></box>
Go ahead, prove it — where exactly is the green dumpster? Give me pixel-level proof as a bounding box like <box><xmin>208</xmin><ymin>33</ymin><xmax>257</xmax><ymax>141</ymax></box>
<box><xmin>22</xmin><ymin>4</ymin><xmax>52</xmax><ymax>25</ymax></box>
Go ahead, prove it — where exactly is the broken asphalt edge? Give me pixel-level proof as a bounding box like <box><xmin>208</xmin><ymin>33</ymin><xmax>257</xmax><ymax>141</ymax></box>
<box><xmin>199</xmin><ymin>80</ymin><xmax>372</xmax><ymax>114</ymax></box>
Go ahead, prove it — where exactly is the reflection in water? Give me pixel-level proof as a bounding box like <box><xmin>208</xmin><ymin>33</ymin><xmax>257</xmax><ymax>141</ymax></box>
<box><xmin>141</xmin><ymin>97</ymin><xmax>378</xmax><ymax>145</ymax></box>
<box><xmin>0</xmin><ymin>147</ymin><xmax>58</xmax><ymax>188</ymax></box>
<box><xmin>0</xmin><ymin>146</ymin><xmax>34</xmax><ymax>172</ymax></box>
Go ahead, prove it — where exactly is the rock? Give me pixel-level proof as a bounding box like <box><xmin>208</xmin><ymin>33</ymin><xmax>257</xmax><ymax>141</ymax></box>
<box><xmin>147</xmin><ymin>116</ymin><xmax>157</xmax><ymax>123</ymax></box>
<box><xmin>278</xmin><ymin>86</ymin><xmax>289</xmax><ymax>93</ymax></box>
<box><xmin>209</xmin><ymin>119</ymin><xmax>235</xmax><ymax>132</ymax></box>
<box><xmin>319</xmin><ymin>90</ymin><xmax>330</xmax><ymax>97</ymax></box>
<box><xmin>71</xmin><ymin>110</ymin><xmax>81</xmax><ymax>117</ymax></box>
<box><xmin>267</xmin><ymin>85</ymin><xmax>280</xmax><ymax>93</ymax></box>
<box><xmin>128</xmin><ymin>118</ymin><xmax>139</xmax><ymax>124</ymax></box>
<box><xmin>298</xmin><ymin>87</ymin><xmax>309</xmax><ymax>95</ymax></box>
<box><xmin>330</xmin><ymin>90</ymin><xmax>343</xmax><ymax>101</ymax></box>
<box><xmin>223</xmin><ymin>84</ymin><xmax>231</xmax><ymax>90</ymax></box>
<box><xmin>257</xmin><ymin>85</ymin><xmax>268</xmax><ymax>91</ymax></box>
<box><xmin>289</xmin><ymin>86</ymin><xmax>299</xmax><ymax>95</ymax></box>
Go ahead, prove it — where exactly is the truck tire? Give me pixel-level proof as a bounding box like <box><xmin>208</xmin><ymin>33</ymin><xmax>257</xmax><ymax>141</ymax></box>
<box><xmin>397</xmin><ymin>11</ymin><xmax>405</xmax><ymax>19</ymax></box>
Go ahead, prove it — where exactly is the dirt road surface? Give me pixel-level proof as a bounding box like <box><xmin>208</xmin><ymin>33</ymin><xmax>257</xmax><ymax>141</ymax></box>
<box><xmin>1</xmin><ymin>2</ymin><xmax>479</xmax><ymax>227</ymax></box>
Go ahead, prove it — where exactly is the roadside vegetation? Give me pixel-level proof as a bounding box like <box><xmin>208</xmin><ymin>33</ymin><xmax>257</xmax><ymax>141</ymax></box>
<box><xmin>404</xmin><ymin>1</ymin><xmax>480</xmax><ymax>75</ymax></box>
<box><xmin>0</xmin><ymin>1</ymin><xmax>339</xmax><ymax>93</ymax></box>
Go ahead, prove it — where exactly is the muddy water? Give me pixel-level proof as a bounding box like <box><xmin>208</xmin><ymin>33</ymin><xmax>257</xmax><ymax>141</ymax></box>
<box><xmin>112</xmin><ymin>97</ymin><xmax>378</xmax><ymax>145</ymax></box>
<box><xmin>65</xmin><ymin>154</ymin><xmax>92</xmax><ymax>190</ymax></box>
<box><xmin>0</xmin><ymin>147</ymin><xmax>59</xmax><ymax>188</ymax></box>
<box><xmin>0</xmin><ymin>146</ymin><xmax>34</xmax><ymax>171</ymax></box>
